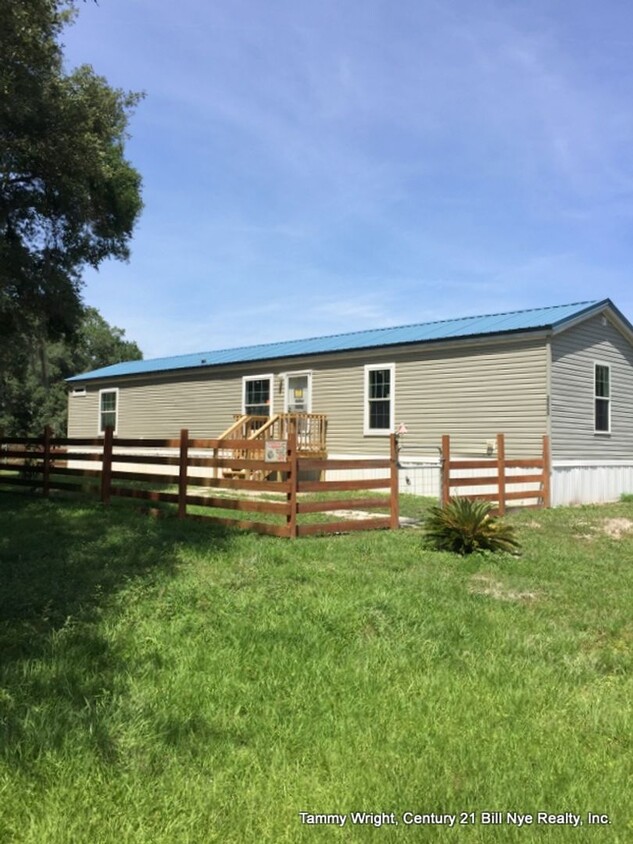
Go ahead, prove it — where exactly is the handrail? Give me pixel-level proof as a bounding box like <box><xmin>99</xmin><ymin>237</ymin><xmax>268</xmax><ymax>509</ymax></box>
<box><xmin>247</xmin><ymin>413</ymin><xmax>280</xmax><ymax>440</ymax></box>
<box><xmin>217</xmin><ymin>412</ymin><xmax>327</xmax><ymax>455</ymax></box>
<box><xmin>217</xmin><ymin>415</ymin><xmax>250</xmax><ymax>441</ymax></box>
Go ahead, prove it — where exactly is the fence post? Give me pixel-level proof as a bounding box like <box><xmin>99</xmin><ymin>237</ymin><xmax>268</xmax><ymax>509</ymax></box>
<box><xmin>43</xmin><ymin>426</ymin><xmax>52</xmax><ymax>498</ymax></box>
<box><xmin>389</xmin><ymin>433</ymin><xmax>400</xmax><ymax>529</ymax></box>
<box><xmin>100</xmin><ymin>425</ymin><xmax>113</xmax><ymax>505</ymax></box>
<box><xmin>496</xmin><ymin>433</ymin><xmax>506</xmax><ymax>516</ymax></box>
<box><xmin>542</xmin><ymin>434</ymin><xmax>551</xmax><ymax>508</ymax></box>
<box><xmin>287</xmin><ymin>430</ymin><xmax>298</xmax><ymax>539</ymax></box>
<box><xmin>178</xmin><ymin>429</ymin><xmax>189</xmax><ymax>519</ymax></box>
<box><xmin>441</xmin><ymin>435</ymin><xmax>451</xmax><ymax>506</ymax></box>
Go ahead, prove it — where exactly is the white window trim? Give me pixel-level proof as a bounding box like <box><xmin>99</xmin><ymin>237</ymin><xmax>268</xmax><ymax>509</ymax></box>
<box><xmin>242</xmin><ymin>373</ymin><xmax>274</xmax><ymax>416</ymax></box>
<box><xmin>364</xmin><ymin>363</ymin><xmax>395</xmax><ymax>436</ymax></box>
<box><xmin>71</xmin><ymin>387</ymin><xmax>87</xmax><ymax>397</ymax></box>
<box><xmin>283</xmin><ymin>370</ymin><xmax>313</xmax><ymax>413</ymax></box>
<box><xmin>594</xmin><ymin>361</ymin><xmax>611</xmax><ymax>435</ymax></box>
<box><xmin>98</xmin><ymin>387</ymin><xmax>119</xmax><ymax>436</ymax></box>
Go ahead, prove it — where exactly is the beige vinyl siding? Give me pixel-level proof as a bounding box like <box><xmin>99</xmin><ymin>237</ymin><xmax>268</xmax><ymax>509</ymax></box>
<box><xmin>309</xmin><ymin>338</ymin><xmax>548</xmax><ymax>456</ymax></box>
<box><xmin>68</xmin><ymin>334</ymin><xmax>548</xmax><ymax>457</ymax></box>
<box><xmin>551</xmin><ymin>314</ymin><xmax>633</xmax><ymax>460</ymax></box>
<box><xmin>67</xmin><ymin>391</ymin><xmax>99</xmax><ymax>437</ymax></box>
<box><xmin>70</xmin><ymin>369</ymin><xmax>280</xmax><ymax>439</ymax></box>
<box><xmin>394</xmin><ymin>339</ymin><xmax>548</xmax><ymax>457</ymax></box>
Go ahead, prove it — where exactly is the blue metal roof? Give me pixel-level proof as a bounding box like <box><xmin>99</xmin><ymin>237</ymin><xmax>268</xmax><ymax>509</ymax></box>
<box><xmin>67</xmin><ymin>299</ymin><xmax>610</xmax><ymax>382</ymax></box>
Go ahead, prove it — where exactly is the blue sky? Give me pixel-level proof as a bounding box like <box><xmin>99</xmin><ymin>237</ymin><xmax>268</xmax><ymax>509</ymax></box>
<box><xmin>63</xmin><ymin>0</ymin><xmax>633</xmax><ymax>358</ymax></box>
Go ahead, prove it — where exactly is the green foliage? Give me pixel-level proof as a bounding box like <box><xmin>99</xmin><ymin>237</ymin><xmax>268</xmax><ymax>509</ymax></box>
<box><xmin>69</xmin><ymin>306</ymin><xmax>143</xmax><ymax>376</ymax></box>
<box><xmin>0</xmin><ymin>0</ymin><xmax>143</xmax><ymax>344</ymax></box>
<box><xmin>0</xmin><ymin>305</ymin><xmax>142</xmax><ymax>435</ymax></box>
<box><xmin>422</xmin><ymin>496</ymin><xmax>521</xmax><ymax>555</ymax></box>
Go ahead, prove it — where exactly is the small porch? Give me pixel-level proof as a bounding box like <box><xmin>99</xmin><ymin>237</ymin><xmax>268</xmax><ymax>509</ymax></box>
<box><xmin>217</xmin><ymin>413</ymin><xmax>328</xmax><ymax>458</ymax></box>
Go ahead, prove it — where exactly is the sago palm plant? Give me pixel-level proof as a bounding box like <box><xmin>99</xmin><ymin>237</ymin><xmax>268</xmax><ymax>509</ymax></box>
<box><xmin>422</xmin><ymin>497</ymin><xmax>521</xmax><ymax>555</ymax></box>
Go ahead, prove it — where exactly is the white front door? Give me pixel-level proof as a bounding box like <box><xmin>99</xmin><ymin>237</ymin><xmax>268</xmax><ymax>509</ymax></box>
<box><xmin>285</xmin><ymin>374</ymin><xmax>312</xmax><ymax>444</ymax></box>
<box><xmin>285</xmin><ymin>374</ymin><xmax>311</xmax><ymax>414</ymax></box>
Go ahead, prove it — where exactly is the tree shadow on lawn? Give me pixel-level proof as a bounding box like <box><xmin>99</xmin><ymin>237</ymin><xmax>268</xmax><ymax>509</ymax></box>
<box><xmin>0</xmin><ymin>492</ymin><xmax>235</xmax><ymax>769</ymax></box>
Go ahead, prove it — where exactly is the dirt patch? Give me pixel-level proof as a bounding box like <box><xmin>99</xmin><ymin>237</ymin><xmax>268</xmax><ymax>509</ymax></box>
<box><xmin>328</xmin><ymin>510</ymin><xmax>420</xmax><ymax>527</ymax></box>
<box><xmin>469</xmin><ymin>573</ymin><xmax>539</xmax><ymax>603</ymax></box>
<box><xmin>571</xmin><ymin>518</ymin><xmax>596</xmax><ymax>540</ymax></box>
<box><xmin>328</xmin><ymin>509</ymin><xmax>383</xmax><ymax>520</ymax></box>
<box><xmin>602</xmin><ymin>518</ymin><xmax>633</xmax><ymax>539</ymax></box>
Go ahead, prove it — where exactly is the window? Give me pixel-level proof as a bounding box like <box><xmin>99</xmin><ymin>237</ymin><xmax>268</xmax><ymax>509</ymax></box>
<box><xmin>243</xmin><ymin>375</ymin><xmax>273</xmax><ymax>416</ymax></box>
<box><xmin>594</xmin><ymin>363</ymin><xmax>610</xmax><ymax>433</ymax></box>
<box><xmin>364</xmin><ymin>364</ymin><xmax>395</xmax><ymax>435</ymax></box>
<box><xmin>99</xmin><ymin>389</ymin><xmax>118</xmax><ymax>434</ymax></box>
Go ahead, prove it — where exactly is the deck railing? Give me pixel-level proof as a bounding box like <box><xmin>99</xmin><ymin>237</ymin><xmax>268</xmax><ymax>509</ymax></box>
<box><xmin>219</xmin><ymin>413</ymin><xmax>327</xmax><ymax>456</ymax></box>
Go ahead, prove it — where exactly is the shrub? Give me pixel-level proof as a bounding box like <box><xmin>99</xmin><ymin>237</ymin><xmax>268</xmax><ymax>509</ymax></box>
<box><xmin>422</xmin><ymin>497</ymin><xmax>521</xmax><ymax>556</ymax></box>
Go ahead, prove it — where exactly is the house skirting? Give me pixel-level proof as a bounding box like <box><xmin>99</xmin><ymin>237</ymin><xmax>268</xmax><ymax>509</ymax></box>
<box><xmin>328</xmin><ymin>454</ymin><xmax>633</xmax><ymax>507</ymax></box>
<box><xmin>551</xmin><ymin>461</ymin><xmax>633</xmax><ymax>506</ymax></box>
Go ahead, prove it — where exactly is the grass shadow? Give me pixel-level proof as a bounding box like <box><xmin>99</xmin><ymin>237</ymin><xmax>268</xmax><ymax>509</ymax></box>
<box><xmin>0</xmin><ymin>491</ymin><xmax>235</xmax><ymax>768</ymax></box>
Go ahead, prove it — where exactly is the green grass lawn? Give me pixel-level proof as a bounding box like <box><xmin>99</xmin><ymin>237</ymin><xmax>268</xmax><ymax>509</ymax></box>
<box><xmin>0</xmin><ymin>492</ymin><xmax>632</xmax><ymax>842</ymax></box>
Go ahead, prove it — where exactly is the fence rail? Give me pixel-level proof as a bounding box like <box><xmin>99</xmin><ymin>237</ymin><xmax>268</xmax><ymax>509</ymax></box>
<box><xmin>441</xmin><ymin>433</ymin><xmax>550</xmax><ymax>513</ymax></box>
<box><xmin>0</xmin><ymin>427</ymin><xmax>398</xmax><ymax>538</ymax></box>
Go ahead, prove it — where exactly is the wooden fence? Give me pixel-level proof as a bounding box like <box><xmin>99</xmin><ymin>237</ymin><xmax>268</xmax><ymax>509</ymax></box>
<box><xmin>0</xmin><ymin>428</ymin><xmax>399</xmax><ymax>538</ymax></box>
<box><xmin>441</xmin><ymin>433</ymin><xmax>551</xmax><ymax>513</ymax></box>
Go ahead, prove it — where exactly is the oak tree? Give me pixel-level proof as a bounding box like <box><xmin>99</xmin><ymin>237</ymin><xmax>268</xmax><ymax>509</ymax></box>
<box><xmin>0</xmin><ymin>0</ymin><xmax>143</xmax><ymax>343</ymax></box>
<box><xmin>0</xmin><ymin>306</ymin><xmax>142</xmax><ymax>436</ymax></box>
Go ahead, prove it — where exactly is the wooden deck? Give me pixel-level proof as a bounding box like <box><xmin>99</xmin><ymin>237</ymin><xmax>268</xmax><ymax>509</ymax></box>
<box><xmin>217</xmin><ymin>413</ymin><xmax>328</xmax><ymax>479</ymax></box>
<box><xmin>218</xmin><ymin>413</ymin><xmax>328</xmax><ymax>458</ymax></box>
